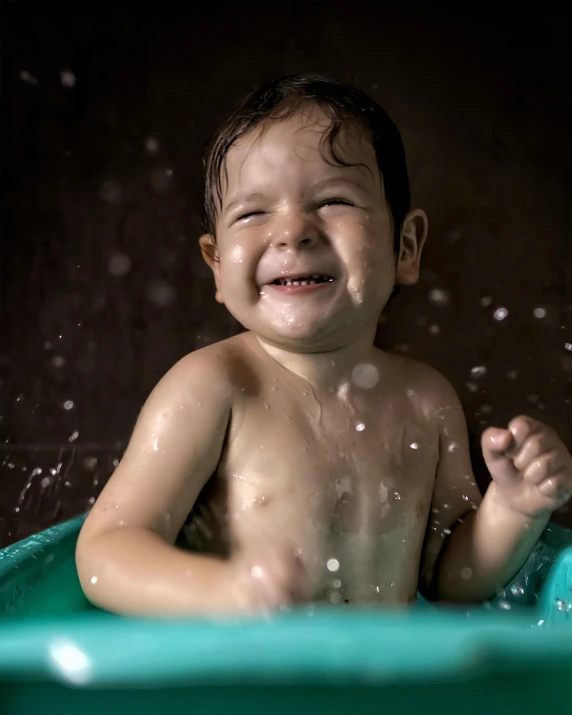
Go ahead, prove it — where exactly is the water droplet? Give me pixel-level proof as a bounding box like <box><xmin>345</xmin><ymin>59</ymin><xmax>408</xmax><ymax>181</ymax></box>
<box><xmin>68</xmin><ymin>430</ymin><xmax>79</xmax><ymax>442</ymax></box>
<box><xmin>462</xmin><ymin>494</ymin><xmax>469</xmax><ymax>501</ymax></box>
<box><xmin>333</xmin><ymin>579</ymin><xmax>342</xmax><ymax>588</ymax></box>
<box><xmin>60</xmin><ymin>69</ymin><xmax>76</xmax><ymax>88</ymax></box>
<box><xmin>83</xmin><ymin>456</ymin><xmax>98</xmax><ymax>470</ymax></box>
<box><xmin>19</xmin><ymin>70</ymin><xmax>38</xmax><ymax>85</ymax></box>
<box><xmin>505</xmin><ymin>369</ymin><xmax>518</xmax><ymax>379</ymax></box>
<box><xmin>63</xmin><ymin>400</ymin><xmax>74</xmax><ymax>410</ymax></box>
<box><xmin>537</xmin><ymin>619</ymin><xmax>545</xmax><ymax>627</ymax></box>
<box><xmin>493</xmin><ymin>307</ymin><xmax>508</xmax><ymax>321</ymax></box>
<box><xmin>480</xmin><ymin>296</ymin><xmax>493</xmax><ymax>307</ymax></box>
<box><xmin>351</xmin><ymin>363</ymin><xmax>380</xmax><ymax>389</ymax></box>
<box><xmin>52</xmin><ymin>355</ymin><xmax>66</xmax><ymax>368</ymax></box>
<box><xmin>326</xmin><ymin>558</ymin><xmax>340</xmax><ymax>572</ymax></box>
<box><xmin>429</xmin><ymin>324</ymin><xmax>441</xmax><ymax>335</ymax></box>
<box><xmin>355</xmin><ymin>422</ymin><xmax>366</xmax><ymax>432</ymax></box>
<box><xmin>250</xmin><ymin>566</ymin><xmax>263</xmax><ymax>579</ymax></box>
<box><xmin>497</xmin><ymin>599</ymin><xmax>512</xmax><ymax>610</ymax></box>
<box><xmin>461</xmin><ymin>567</ymin><xmax>473</xmax><ymax>580</ymax></box>
<box><xmin>145</xmin><ymin>136</ymin><xmax>160</xmax><ymax>154</ymax></box>
<box><xmin>564</xmin><ymin>343</ymin><xmax>572</xmax><ymax>351</ymax></box>
<box><xmin>533</xmin><ymin>307</ymin><xmax>546</xmax><ymax>319</ymax></box>
<box><xmin>108</xmin><ymin>253</ymin><xmax>131</xmax><ymax>276</ymax></box>
<box><xmin>555</xmin><ymin>598</ymin><xmax>568</xmax><ymax>612</ymax></box>
<box><xmin>389</xmin><ymin>580</ymin><xmax>395</xmax><ymax>588</ymax></box>
<box><xmin>41</xmin><ymin>477</ymin><xmax>51</xmax><ymax>488</ymax></box>
<box><xmin>447</xmin><ymin>442</ymin><xmax>459</xmax><ymax>452</ymax></box>
<box><xmin>88</xmin><ymin>496</ymin><xmax>95</xmax><ymax>505</ymax></box>
<box><xmin>428</xmin><ymin>288</ymin><xmax>450</xmax><ymax>306</ymax></box>
<box><xmin>149</xmin><ymin>167</ymin><xmax>173</xmax><ymax>194</ymax></box>
<box><xmin>471</xmin><ymin>366</ymin><xmax>487</xmax><ymax>378</ymax></box>
<box><xmin>99</xmin><ymin>181</ymin><xmax>123</xmax><ymax>204</ymax></box>
<box><xmin>147</xmin><ymin>280</ymin><xmax>176</xmax><ymax>307</ymax></box>
<box><xmin>329</xmin><ymin>592</ymin><xmax>342</xmax><ymax>604</ymax></box>
<box><xmin>480</xmin><ymin>404</ymin><xmax>492</xmax><ymax>414</ymax></box>
<box><xmin>393</xmin><ymin>491</ymin><xmax>401</xmax><ymax>500</ymax></box>
<box><xmin>31</xmin><ymin>467</ymin><xmax>42</xmax><ymax>477</ymax></box>
<box><xmin>443</xmin><ymin>528</ymin><xmax>452</xmax><ymax>535</ymax></box>
<box><xmin>511</xmin><ymin>583</ymin><xmax>525</xmax><ymax>596</ymax></box>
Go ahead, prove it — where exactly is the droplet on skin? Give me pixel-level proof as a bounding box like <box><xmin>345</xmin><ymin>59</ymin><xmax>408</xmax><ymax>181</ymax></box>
<box><xmin>90</xmin><ymin>576</ymin><xmax>98</xmax><ymax>584</ymax></box>
<box><xmin>462</xmin><ymin>494</ymin><xmax>469</xmax><ymax>501</ymax></box>
<box><xmin>355</xmin><ymin>422</ymin><xmax>366</xmax><ymax>432</ymax></box>
<box><xmin>108</xmin><ymin>253</ymin><xmax>131</xmax><ymax>276</ymax></box>
<box><xmin>447</xmin><ymin>442</ymin><xmax>459</xmax><ymax>452</ymax></box>
<box><xmin>410</xmin><ymin>442</ymin><xmax>420</xmax><ymax>450</ymax></box>
<box><xmin>63</xmin><ymin>400</ymin><xmax>74</xmax><ymax>410</ymax></box>
<box><xmin>461</xmin><ymin>567</ymin><xmax>473</xmax><ymax>580</ymax></box>
<box><xmin>326</xmin><ymin>558</ymin><xmax>340</xmax><ymax>572</ymax></box>
<box><xmin>250</xmin><ymin>566</ymin><xmax>263</xmax><ymax>579</ymax></box>
<box><xmin>493</xmin><ymin>307</ymin><xmax>508</xmax><ymax>321</ymax></box>
<box><xmin>351</xmin><ymin>363</ymin><xmax>380</xmax><ymax>389</ymax></box>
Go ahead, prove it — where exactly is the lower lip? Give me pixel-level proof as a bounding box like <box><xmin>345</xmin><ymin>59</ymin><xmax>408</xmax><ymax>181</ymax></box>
<box><xmin>264</xmin><ymin>281</ymin><xmax>336</xmax><ymax>295</ymax></box>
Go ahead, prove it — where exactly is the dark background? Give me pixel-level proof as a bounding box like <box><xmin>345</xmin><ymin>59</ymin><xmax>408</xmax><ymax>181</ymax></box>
<box><xmin>1</xmin><ymin>0</ymin><xmax>571</xmax><ymax>548</ymax></box>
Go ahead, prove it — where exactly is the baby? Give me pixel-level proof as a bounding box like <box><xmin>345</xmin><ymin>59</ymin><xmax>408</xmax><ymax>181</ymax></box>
<box><xmin>76</xmin><ymin>75</ymin><xmax>572</xmax><ymax>616</ymax></box>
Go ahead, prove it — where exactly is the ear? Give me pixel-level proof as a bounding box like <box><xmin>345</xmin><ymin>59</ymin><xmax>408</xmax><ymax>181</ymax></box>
<box><xmin>395</xmin><ymin>209</ymin><xmax>428</xmax><ymax>286</ymax></box>
<box><xmin>198</xmin><ymin>234</ymin><xmax>224</xmax><ymax>304</ymax></box>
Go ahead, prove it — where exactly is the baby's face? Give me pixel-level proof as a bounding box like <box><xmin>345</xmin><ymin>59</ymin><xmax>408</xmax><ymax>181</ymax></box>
<box><xmin>205</xmin><ymin>109</ymin><xmax>399</xmax><ymax>351</ymax></box>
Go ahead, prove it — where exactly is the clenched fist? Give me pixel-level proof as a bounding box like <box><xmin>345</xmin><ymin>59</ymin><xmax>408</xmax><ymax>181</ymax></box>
<box><xmin>482</xmin><ymin>416</ymin><xmax>572</xmax><ymax>518</ymax></box>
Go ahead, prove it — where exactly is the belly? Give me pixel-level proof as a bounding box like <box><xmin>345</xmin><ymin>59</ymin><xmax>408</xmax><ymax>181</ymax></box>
<box><xmin>182</xmin><ymin>472</ymin><xmax>431</xmax><ymax>606</ymax></box>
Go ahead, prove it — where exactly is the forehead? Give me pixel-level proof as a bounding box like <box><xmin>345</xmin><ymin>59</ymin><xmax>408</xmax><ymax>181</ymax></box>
<box><xmin>222</xmin><ymin>109</ymin><xmax>378</xmax><ymax>194</ymax></box>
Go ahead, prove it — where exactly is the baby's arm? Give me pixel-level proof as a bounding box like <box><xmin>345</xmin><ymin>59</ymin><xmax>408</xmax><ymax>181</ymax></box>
<box><xmin>76</xmin><ymin>350</ymin><xmax>236</xmax><ymax>615</ymax></box>
<box><xmin>419</xmin><ymin>374</ymin><xmax>569</xmax><ymax>603</ymax></box>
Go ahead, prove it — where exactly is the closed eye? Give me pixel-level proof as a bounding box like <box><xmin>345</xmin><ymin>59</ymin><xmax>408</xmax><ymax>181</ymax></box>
<box><xmin>319</xmin><ymin>198</ymin><xmax>354</xmax><ymax>208</ymax></box>
<box><xmin>236</xmin><ymin>211</ymin><xmax>265</xmax><ymax>222</ymax></box>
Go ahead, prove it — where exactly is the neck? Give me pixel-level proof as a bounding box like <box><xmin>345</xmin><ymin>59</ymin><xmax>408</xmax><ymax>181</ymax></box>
<box><xmin>254</xmin><ymin>328</ymin><xmax>378</xmax><ymax>390</ymax></box>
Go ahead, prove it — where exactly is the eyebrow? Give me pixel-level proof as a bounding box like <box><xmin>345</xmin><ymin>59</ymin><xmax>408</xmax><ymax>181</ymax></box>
<box><xmin>223</xmin><ymin>192</ymin><xmax>266</xmax><ymax>215</ymax></box>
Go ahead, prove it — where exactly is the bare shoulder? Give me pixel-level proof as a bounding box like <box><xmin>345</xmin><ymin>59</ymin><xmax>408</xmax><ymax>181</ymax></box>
<box><xmin>155</xmin><ymin>334</ymin><xmax>253</xmax><ymax>404</ymax></box>
<box><xmin>373</xmin><ymin>349</ymin><xmax>462</xmax><ymax>414</ymax></box>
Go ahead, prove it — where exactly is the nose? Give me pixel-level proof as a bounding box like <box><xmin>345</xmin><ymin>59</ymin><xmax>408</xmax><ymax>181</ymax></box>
<box><xmin>272</xmin><ymin>211</ymin><xmax>322</xmax><ymax>251</ymax></box>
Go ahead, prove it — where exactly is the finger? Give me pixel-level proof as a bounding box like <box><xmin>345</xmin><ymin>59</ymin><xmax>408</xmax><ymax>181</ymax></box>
<box><xmin>481</xmin><ymin>428</ymin><xmax>520</xmax><ymax>483</ymax></box>
<box><xmin>508</xmin><ymin>416</ymin><xmax>544</xmax><ymax>448</ymax></box>
<box><xmin>512</xmin><ymin>431</ymin><xmax>558</xmax><ymax>472</ymax></box>
<box><xmin>521</xmin><ymin>451</ymin><xmax>564</xmax><ymax>485</ymax></box>
<box><xmin>537</xmin><ymin>472</ymin><xmax>572</xmax><ymax>503</ymax></box>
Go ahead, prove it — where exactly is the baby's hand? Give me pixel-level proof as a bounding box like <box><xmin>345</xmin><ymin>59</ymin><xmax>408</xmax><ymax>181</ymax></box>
<box><xmin>482</xmin><ymin>416</ymin><xmax>572</xmax><ymax>518</ymax></box>
<box><xmin>230</xmin><ymin>544</ymin><xmax>308</xmax><ymax>615</ymax></box>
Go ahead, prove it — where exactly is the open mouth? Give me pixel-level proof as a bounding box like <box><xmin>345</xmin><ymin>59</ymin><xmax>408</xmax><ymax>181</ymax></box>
<box><xmin>270</xmin><ymin>274</ymin><xmax>335</xmax><ymax>287</ymax></box>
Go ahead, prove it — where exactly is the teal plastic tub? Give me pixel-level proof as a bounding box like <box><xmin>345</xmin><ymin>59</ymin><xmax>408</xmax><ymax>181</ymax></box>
<box><xmin>1</xmin><ymin>516</ymin><xmax>571</xmax><ymax>714</ymax></box>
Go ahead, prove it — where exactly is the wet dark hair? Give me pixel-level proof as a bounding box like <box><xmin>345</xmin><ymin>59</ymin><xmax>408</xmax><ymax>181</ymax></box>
<box><xmin>202</xmin><ymin>74</ymin><xmax>410</xmax><ymax>252</ymax></box>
